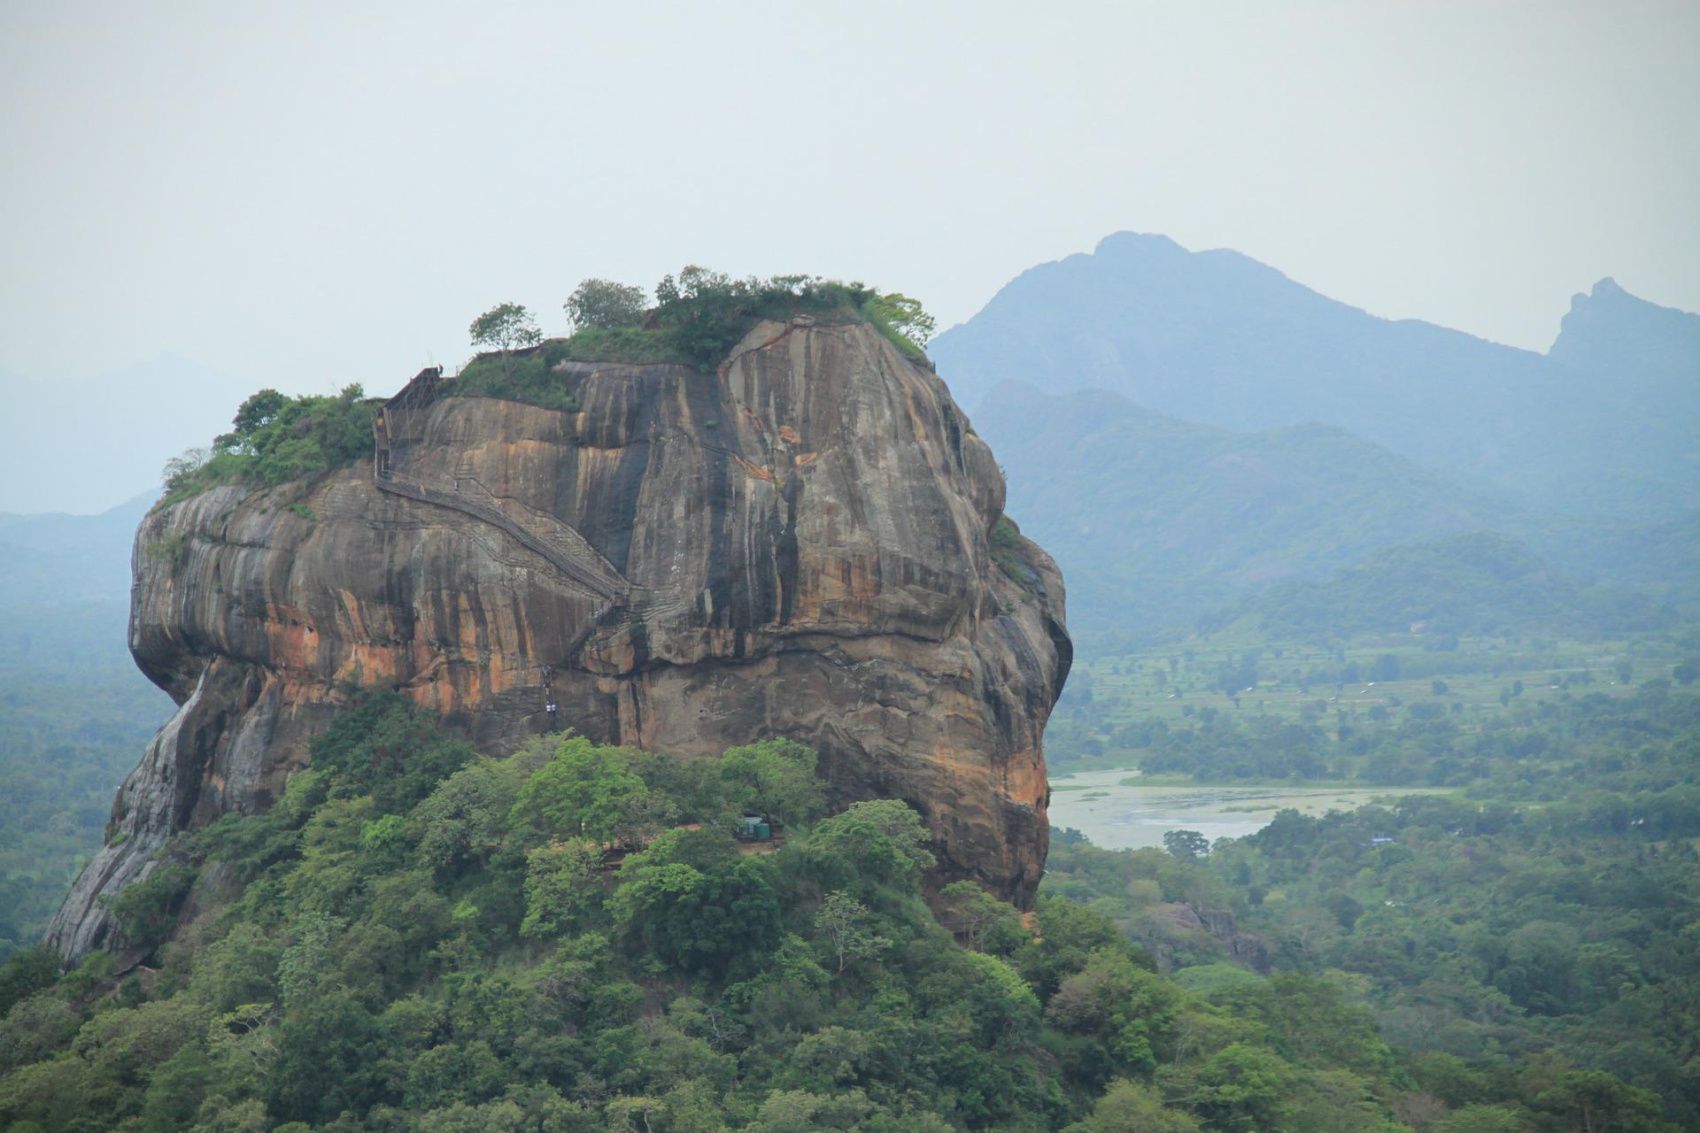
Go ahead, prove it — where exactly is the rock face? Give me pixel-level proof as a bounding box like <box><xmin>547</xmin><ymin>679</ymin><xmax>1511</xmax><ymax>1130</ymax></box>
<box><xmin>50</xmin><ymin>318</ymin><xmax>1070</xmax><ymax>959</ymax></box>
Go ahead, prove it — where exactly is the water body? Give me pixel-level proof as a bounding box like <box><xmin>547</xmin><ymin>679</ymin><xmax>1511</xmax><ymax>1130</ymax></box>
<box><xmin>1047</xmin><ymin>768</ymin><xmax>1434</xmax><ymax>851</ymax></box>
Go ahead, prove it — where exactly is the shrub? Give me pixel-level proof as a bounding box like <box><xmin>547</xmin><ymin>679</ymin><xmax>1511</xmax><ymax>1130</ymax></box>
<box><xmin>308</xmin><ymin>691</ymin><xmax>474</xmax><ymax>815</ymax></box>
<box><xmin>448</xmin><ymin>339</ymin><xmax>590</xmax><ymax>411</ymax></box>
<box><xmin>990</xmin><ymin>515</ymin><xmax>1039</xmax><ymax>596</ymax></box>
<box><xmin>454</xmin><ymin>270</ymin><xmax>937</xmax><ymax>414</ymax></box>
<box><xmin>159</xmin><ymin>385</ymin><xmax>377</xmax><ymax>505</ymax></box>
<box><xmin>565</xmin><ymin>279</ymin><xmax>646</xmax><ymax>330</ymax></box>
<box><xmin>104</xmin><ymin>861</ymin><xmax>198</xmax><ymax>955</ymax></box>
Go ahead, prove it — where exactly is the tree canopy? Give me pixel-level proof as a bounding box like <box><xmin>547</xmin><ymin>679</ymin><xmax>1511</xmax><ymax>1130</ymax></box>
<box><xmin>564</xmin><ymin>278</ymin><xmax>646</xmax><ymax>331</ymax></box>
<box><xmin>468</xmin><ymin>302</ymin><xmax>542</xmax><ymax>375</ymax></box>
<box><xmin>6</xmin><ymin>690</ymin><xmax>1692</xmax><ymax>1131</ymax></box>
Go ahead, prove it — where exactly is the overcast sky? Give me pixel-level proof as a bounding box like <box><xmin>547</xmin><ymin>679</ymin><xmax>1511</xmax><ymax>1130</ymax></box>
<box><xmin>2</xmin><ymin>1</ymin><xmax>1697</xmax><ymax>512</ymax></box>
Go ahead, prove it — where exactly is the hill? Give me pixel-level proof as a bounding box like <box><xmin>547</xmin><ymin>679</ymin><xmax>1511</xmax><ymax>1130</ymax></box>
<box><xmin>0</xmin><ymin>492</ymin><xmax>156</xmax><ymax>610</ymax></box>
<box><xmin>50</xmin><ymin>314</ymin><xmax>1069</xmax><ymax>958</ymax></box>
<box><xmin>1207</xmin><ymin>532</ymin><xmax>1672</xmax><ymax>642</ymax></box>
<box><xmin>0</xmin><ymin>700</ymin><xmax>1509</xmax><ymax>1133</ymax></box>
<box><xmin>1538</xmin><ymin>278</ymin><xmax>1700</xmax><ymax>517</ymax></box>
<box><xmin>969</xmin><ymin>382</ymin><xmax>1512</xmax><ymax>640</ymax></box>
<box><xmin>933</xmin><ymin>232</ymin><xmax>1700</xmax><ymax>519</ymax></box>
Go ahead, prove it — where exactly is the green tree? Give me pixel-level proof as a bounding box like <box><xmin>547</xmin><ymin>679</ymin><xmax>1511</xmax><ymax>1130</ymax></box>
<box><xmin>1046</xmin><ymin>948</ymin><xmax>1181</xmax><ymax>1072</ymax></box>
<box><xmin>1164</xmin><ymin>829</ymin><xmax>1211</xmax><ymax>862</ymax></box>
<box><xmin>928</xmin><ymin>949</ymin><xmax>1042</xmax><ymax>1047</ymax></box>
<box><xmin>509</xmin><ymin>736</ymin><xmax>656</xmax><ymax>846</ymax></box>
<box><xmin>468</xmin><ymin>303</ymin><xmax>542</xmax><ymax>377</ymax></box>
<box><xmin>227</xmin><ymin>388</ymin><xmax>289</xmax><ymax>438</ymax></box>
<box><xmin>747</xmin><ymin>1088</ymin><xmax>882</xmax><ymax>1133</ymax></box>
<box><xmin>863</xmin><ymin>292</ymin><xmax>937</xmax><ymax>346</ymax></box>
<box><xmin>565</xmin><ymin>279</ymin><xmax>646</xmax><ymax>330</ymax></box>
<box><xmin>409</xmin><ymin>759</ymin><xmax>524</xmax><ymax>875</ymax></box>
<box><xmin>0</xmin><ymin>946</ymin><xmax>61</xmax><ymax>1016</ymax></box>
<box><xmin>801</xmin><ymin>800</ymin><xmax>935</xmax><ymax>895</ymax></box>
<box><xmin>1185</xmin><ymin>1043</ymin><xmax>1296</xmax><ymax>1132</ymax></box>
<box><xmin>1369</xmin><ymin>654</ymin><xmax>1400</xmax><ymax>682</ymax></box>
<box><xmin>718</xmin><ymin>739</ymin><xmax>826</xmax><ymax>831</ymax></box>
<box><xmin>1018</xmin><ymin>896</ymin><xmax>1141</xmax><ymax>997</ymax></box>
<box><xmin>1534</xmin><ymin>1070</ymin><xmax>1672</xmax><ymax>1133</ymax></box>
<box><xmin>186</xmin><ymin>923</ymin><xmax>282</xmax><ymax>1013</ymax></box>
<box><xmin>812</xmin><ymin>891</ymin><xmax>889</xmax><ymax>975</ymax></box>
<box><xmin>105</xmin><ymin>861</ymin><xmax>198</xmax><ymax>957</ymax></box>
<box><xmin>1064</xmin><ymin>1079</ymin><xmax>1202</xmax><ymax>1133</ymax></box>
<box><xmin>266</xmin><ymin>990</ymin><xmax>386</xmax><ymax>1124</ymax></box>
<box><xmin>937</xmin><ymin>880</ymin><xmax>1024</xmax><ymax>951</ymax></box>
<box><xmin>403</xmin><ymin>1039</ymin><xmax>508</xmax><ymax>1109</ymax></box>
<box><xmin>519</xmin><ymin>838</ymin><xmax>602</xmax><ymax>938</ymax></box>
<box><xmin>608</xmin><ymin>832</ymin><xmax>782</xmax><ymax>974</ymax></box>
<box><xmin>1434</xmin><ymin>1105</ymin><xmax>1527</xmax><ymax>1133</ymax></box>
<box><xmin>309</xmin><ymin>691</ymin><xmax>473</xmax><ymax>815</ymax></box>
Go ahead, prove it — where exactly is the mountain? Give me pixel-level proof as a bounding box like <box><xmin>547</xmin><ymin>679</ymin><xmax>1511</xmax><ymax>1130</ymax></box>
<box><xmin>0</xmin><ymin>491</ymin><xmax>155</xmax><ymax>608</ymax></box>
<box><xmin>933</xmin><ymin>232</ymin><xmax>1699</xmax><ymax>519</ymax></box>
<box><xmin>1549</xmin><ymin>276</ymin><xmax>1700</xmax><ymax>389</ymax></box>
<box><xmin>50</xmin><ymin>316</ymin><xmax>1070</xmax><ymax>957</ymax></box>
<box><xmin>1538</xmin><ymin>278</ymin><xmax>1700</xmax><ymax>516</ymax></box>
<box><xmin>0</xmin><ymin>492</ymin><xmax>171</xmax><ymax>682</ymax></box>
<box><xmin>969</xmin><ymin>381</ymin><xmax>1512</xmax><ymax>641</ymax></box>
<box><xmin>1208</xmin><ymin>531</ymin><xmax>1672</xmax><ymax>641</ymax></box>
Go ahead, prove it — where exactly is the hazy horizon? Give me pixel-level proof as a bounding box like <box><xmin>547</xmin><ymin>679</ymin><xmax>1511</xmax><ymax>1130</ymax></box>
<box><xmin>3</xmin><ymin>1</ymin><xmax>1697</xmax><ymax>513</ymax></box>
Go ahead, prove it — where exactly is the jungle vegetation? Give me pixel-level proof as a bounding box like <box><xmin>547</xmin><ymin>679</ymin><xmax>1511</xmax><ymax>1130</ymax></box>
<box><xmin>5</xmin><ymin>684</ymin><xmax>1694</xmax><ymax>1130</ymax></box>
<box><xmin>452</xmin><ymin>268</ymin><xmax>937</xmax><ymax>410</ymax></box>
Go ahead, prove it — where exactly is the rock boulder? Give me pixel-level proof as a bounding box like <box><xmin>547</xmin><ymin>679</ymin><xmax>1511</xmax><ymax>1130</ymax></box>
<box><xmin>50</xmin><ymin>318</ymin><xmax>1070</xmax><ymax>958</ymax></box>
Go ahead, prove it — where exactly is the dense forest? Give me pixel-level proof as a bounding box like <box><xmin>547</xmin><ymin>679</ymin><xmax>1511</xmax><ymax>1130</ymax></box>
<box><xmin>0</xmin><ymin>659</ymin><xmax>164</xmax><ymax>956</ymax></box>
<box><xmin>1044</xmin><ymin>696</ymin><xmax>1700</xmax><ymax>1130</ymax></box>
<box><xmin>2</xmin><ymin>686</ymin><xmax>1692</xmax><ymax>1132</ymax></box>
<box><xmin>0</xmin><ymin>499</ymin><xmax>174</xmax><ymax>955</ymax></box>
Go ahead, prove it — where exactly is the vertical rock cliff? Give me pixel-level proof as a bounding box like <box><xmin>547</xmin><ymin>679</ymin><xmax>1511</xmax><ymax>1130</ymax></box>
<box><xmin>50</xmin><ymin>317</ymin><xmax>1070</xmax><ymax>958</ymax></box>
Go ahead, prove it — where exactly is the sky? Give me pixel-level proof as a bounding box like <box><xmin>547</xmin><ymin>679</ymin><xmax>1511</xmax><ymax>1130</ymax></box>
<box><xmin>2</xmin><ymin>0</ymin><xmax>1697</xmax><ymax>513</ymax></box>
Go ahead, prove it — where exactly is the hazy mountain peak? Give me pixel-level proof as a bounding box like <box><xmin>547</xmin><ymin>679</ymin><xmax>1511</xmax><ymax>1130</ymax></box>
<box><xmin>1549</xmin><ymin>274</ymin><xmax>1700</xmax><ymax>383</ymax></box>
<box><xmin>1092</xmin><ymin>230</ymin><xmax>1186</xmax><ymax>257</ymax></box>
<box><xmin>1086</xmin><ymin>230</ymin><xmax>1315</xmax><ymax>293</ymax></box>
<box><xmin>933</xmin><ymin>233</ymin><xmax>1695</xmax><ymax>518</ymax></box>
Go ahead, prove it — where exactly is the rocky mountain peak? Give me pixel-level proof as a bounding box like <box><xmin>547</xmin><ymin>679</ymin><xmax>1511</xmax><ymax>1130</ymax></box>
<box><xmin>49</xmin><ymin>317</ymin><xmax>1070</xmax><ymax>959</ymax></box>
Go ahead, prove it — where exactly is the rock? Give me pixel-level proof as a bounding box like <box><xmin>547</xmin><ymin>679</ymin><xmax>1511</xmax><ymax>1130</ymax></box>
<box><xmin>1225</xmin><ymin>932</ymin><xmax>1272</xmax><ymax>973</ymax></box>
<box><xmin>1192</xmin><ymin>908</ymin><xmax>1272</xmax><ymax>973</ymax></box>
<box><xmin>1151</xmin><ymin>903</ymin><xmax>1207</xmax><ymax>934</ymax></box>
<box><xmin>50</xmin><ymin>319</ymin><xmax>1070</xmax><ymax>958</ymax></box>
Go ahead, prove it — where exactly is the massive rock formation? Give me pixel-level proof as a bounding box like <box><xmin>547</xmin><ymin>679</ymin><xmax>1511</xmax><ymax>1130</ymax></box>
<box><xmin>50</xmin><ymin>317</ymin><xmax>1070</xmax><ymax>959</ymax></box>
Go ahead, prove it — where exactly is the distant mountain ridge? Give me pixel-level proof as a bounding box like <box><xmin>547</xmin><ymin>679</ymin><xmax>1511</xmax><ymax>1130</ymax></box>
<box><xmin>933</xmin><ymin>232</ymin><xmax>1699</xmax><ymax>519</ymax></box>
<box><xmin>0</xmin><ymin>493</ymin><xmax>169</xmax><ymax>684</ymax></box>
<box><xmin>0</xmin><ymin>492</ymin><xmax>155</xmax><ymax>606</ymax></box>
<box><xmin>973</xmin><ymin>381</ymin><xmax>1514</xmax><ymax>641</ymax></box>
<box><xmin>1539</xmin><ymin>277</ymin><xmax>1700</xmax><ymax>513</ymax></box>
<box><xmin>1206</xmin><ymin>531</ymin><xmax>1672</xmax><ymax>642</ymax></box>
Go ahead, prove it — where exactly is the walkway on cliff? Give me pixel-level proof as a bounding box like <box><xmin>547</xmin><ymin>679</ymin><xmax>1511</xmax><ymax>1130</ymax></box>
<box><xmin>371</xmin><ymin>368</ymin><xmax>631</xmax><ymax>606</ymax></box>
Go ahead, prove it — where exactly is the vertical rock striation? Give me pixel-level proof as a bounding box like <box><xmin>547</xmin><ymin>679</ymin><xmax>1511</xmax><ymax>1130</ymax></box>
<box><xmin>50</xmin><ymin>318</ymin><xmax>1070</xmax><ymax>958</ymax></box>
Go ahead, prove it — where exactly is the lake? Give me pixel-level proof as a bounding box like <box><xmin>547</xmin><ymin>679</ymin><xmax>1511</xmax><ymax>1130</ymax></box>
<box><xmin>1047</xmin><ymin>768</ymin><xmax>1435</xmax><ymax>850</ymax></box>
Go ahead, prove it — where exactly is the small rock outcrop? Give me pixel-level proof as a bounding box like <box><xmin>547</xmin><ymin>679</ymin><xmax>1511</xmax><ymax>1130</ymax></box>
<box><xmin>51</xmin><ymin>318</ymin><xmax>1070</xmax><ymax>958</ymax></box>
